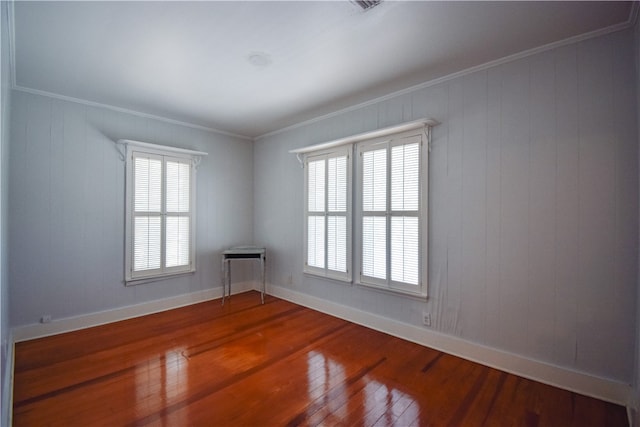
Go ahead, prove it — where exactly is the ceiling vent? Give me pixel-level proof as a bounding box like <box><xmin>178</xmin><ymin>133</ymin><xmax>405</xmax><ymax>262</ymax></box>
<box><xmin>351</xmin><ymin>0</ymin><xmax>381</xmax><ymax>11</ymax></box>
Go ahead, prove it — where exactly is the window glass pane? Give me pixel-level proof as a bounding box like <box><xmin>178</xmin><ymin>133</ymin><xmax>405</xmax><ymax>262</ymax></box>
<box><xmin>362</xmin><ymin>216</ymin><xmax>386</xmax><ymax>279</ymax></box>
<box><xmin>307</xmin><ymin>216</ymin><xmax>325</xmax><ymax>268</ymax></box>
<box><xmin>327</xmin><ymin>215</ymin><xmax>347</xmax><ymax>272</ymax></box>
<box><xmin>134</xmin><ymin>157</ymin><xmax>162</xmax><ymax>212</ymax></box>
<box><xmin>391</xmin><ymin>143</ymin><xmax>420</xmax><ymax>211</ymax></box>
<box><xmin>166</xmin><ymin>161</ymin><xmax>190</xmax><ymax>213</ymax></box>
<box><xmin>362</xmin><ymin>149</ymin><xmax>387</xmax><ymax>211</ymax></box>
<box><xmin>134</xmin><ymin>216</ymin><xmax>161</xmax><ymax>271</ymax></box>
<box><xmin>308</xmin><ymin>159</ymin><xmax>325</xmax><ymax>212</ymax></box>
<box><xmin>391</xmin><ymin>216</ymin><xmax>419</xmax><ymax>285</ymax></box>
<box><xmin>166</xmin><ymin>216</ymin><xmax>190</xmax><ymax>267</ymax></box>
<box><xmin>328</xmin><ymin>156</ymin><xmax>347</xmax><ymax>212</ymax></box>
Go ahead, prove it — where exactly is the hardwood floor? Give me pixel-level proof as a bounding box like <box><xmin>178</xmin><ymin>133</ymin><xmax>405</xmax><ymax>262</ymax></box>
<box><xmin>13</xmin><ymin>291</ymin><xmax>627</xmax><ymax>426</ymax></box>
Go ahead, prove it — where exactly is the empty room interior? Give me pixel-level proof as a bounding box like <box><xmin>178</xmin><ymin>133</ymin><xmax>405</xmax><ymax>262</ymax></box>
<box><xmin>1</xmin><ymin>0</ymin><xmax>640</xmax><ymax>425</ymax></box>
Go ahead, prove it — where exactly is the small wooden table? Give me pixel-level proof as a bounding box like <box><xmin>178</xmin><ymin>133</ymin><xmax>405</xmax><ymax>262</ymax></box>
<box><xmin>221</xmin><ymin>246</ymin><xmax>266</xmax><ymax>304</ymax></box>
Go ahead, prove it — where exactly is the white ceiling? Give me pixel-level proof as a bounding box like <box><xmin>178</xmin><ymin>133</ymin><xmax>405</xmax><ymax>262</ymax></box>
<box><xmin>12</xmin><ymin>1</ymin><xmax>634</xmax><ymax>139</ymax></box>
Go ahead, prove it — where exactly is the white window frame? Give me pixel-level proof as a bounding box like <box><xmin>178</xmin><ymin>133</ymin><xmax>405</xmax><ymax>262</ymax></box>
<box><xmin>355</xmin><ymin>129</ymin><xmax>428</xmax><ymax>298</ymax></box>
<box><xmin>303</xmin><ymin>146</ymin><xmax>353</xmax><ymax>282</ymax></box>
<box><xmin>121</xmin><ymin>140</ymin><xmax>206</xmax><ymax>285</ymax></box>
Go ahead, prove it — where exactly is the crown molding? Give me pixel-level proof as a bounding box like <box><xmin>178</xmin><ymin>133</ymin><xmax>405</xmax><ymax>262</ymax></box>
<box><xmin>256</xmin><ymin>15</ymin><xmax>636</xmax><ymax>142</ymax></box>
<box><xmin>7</xmin><ymin>0</ymin><xmax>636</xmax><ymax>143</ymax></box>
<box><xmin>12</xmin><ymin>85</ymin><xmax>253</xmax><ymax>141</ymax></box>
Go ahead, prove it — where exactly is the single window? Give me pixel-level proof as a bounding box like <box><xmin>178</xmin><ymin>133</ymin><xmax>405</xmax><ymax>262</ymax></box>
<box><xmin>357</xmin><ymin>131</ymin><xmax>427</xmax><ymax>296</ymax></box>
<box><xmin>304</xmin><ymin>146</ymin><xmax>352</xmax><ymax>282</ymax></box>
<box><xmin>124</xmin><ymin>143</ymin><xmax>201</xmax><ymax>284</ymax></box>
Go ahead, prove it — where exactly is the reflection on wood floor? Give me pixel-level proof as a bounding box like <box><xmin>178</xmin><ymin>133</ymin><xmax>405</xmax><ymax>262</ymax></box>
<box><xmin>13</xmin><ymin>291</ymin><xmax>628</xmax><ymax>426</ymax></box>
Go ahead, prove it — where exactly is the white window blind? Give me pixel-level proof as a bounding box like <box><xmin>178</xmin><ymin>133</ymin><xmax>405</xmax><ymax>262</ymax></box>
<box><xmin>327</xmin><ymin>156</ymin><xmax>347</xmax><ymax>273</ymax></box>
<box><xmin>362</xmin><ymin>147</ymin><xmax>387</xmax><ymax>280</ymax></box>
<box><xmin>390</xmin><ymin>142</ymin><xmax>420</xmax><ymax>285</ymax></box>
<box><xmin>165</xmin><ymin>160</ymin><xmax>191</xmax><ymax>268</ymax></box>
<box><xmin>123</xmin><ymin>140</ymin><xmax>204</xmax><ymax>284</ymax></box>
<box><xmin>357</xmin><ymin>132</ymin><xmax>426</xmax><ymax>296</ymax></box>
<box><xmin>304</xmin><ymin>147</ymin><xmax>352</xmax><ymax>282</ymax></box>
<box><xmin>133</xmin><ymin>155</ymin><xmax>162</xmax><ymax>272</ymax></box>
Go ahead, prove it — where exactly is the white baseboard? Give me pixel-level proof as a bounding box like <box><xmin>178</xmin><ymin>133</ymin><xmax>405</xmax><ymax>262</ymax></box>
<box><xmin>9</xmin><ymin>281</ymin><xmax>633</xmax><ymax>414</ymax></box>
<box><xmin>12</xmin><ymin>281</ymin><xmax>256</xmax><ymax>342</ymax></box>
<box><xmin>267</xmin><ymin>284</ymin><xmax>633</xmax><ymax>408</ymax></box>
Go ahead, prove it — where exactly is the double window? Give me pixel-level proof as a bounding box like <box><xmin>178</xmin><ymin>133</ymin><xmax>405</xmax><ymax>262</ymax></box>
<box><xmin>123</xmin><ymin>141</ymin><xmax>203</xmax><ymax>284</ymax></box>
<box><xmin>301</xmin><ymin>125</ymin><xmax>429</xmax><ymax>297</ymax></box>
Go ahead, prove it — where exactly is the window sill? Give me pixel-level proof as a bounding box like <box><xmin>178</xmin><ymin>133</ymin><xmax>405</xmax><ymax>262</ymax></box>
<box><xmin>125</xmin><ymin>270</ymin><xmax>195</xmax><ymax>287</ymax></box>
<box><xmin>303</xmin><ymin>269</ymin><xmax>352</xmax><ymax>285</ymax></box>
<box><xmin>355</xmin><ymin>280</ymin><xmax>428</xmax><ymax>301</ymax></box>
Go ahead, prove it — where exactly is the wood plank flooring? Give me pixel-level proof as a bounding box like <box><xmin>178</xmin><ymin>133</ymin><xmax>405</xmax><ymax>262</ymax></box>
<box><xmin>13</xmin><ymin>291</ymin><xmax>628</xmax><ymax>426</ymax></box>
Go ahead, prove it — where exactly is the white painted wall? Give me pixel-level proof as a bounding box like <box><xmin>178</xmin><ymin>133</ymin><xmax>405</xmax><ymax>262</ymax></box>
<box><xmin>8</xmin><ymin>90</ymin><xmax>255</xmax><ymax>328</ymax></box>
<box><xmin>0</xmin><ymin>2</ymin><xmax>11</xmax><ymax>425</ymax></box>
<box><xmin>254</xmin><ymin>28</ymin><xmax>638</xmax><ymax>384</ymax></box>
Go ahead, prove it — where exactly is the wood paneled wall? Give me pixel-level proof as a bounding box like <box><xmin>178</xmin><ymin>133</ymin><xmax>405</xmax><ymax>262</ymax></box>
<box><xmin>1</xmin><ymin>1</ymin><xmax>13</xmax><ymax>426</ymax></box>
<box><xmin>254</xmin><ymin>28</ymin><xmax>638</xmax><ymax>383</ymax></box>
<box><xmin>8</xmin><ymin>91</ymin><xmax>255</xmax><ymax>328</ymax></box>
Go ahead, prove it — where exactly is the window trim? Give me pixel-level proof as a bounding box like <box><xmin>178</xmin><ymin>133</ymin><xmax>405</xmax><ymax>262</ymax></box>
<box><xmin>354</xmin><ymin>129</ymin><xmax>428</xmax><ymax>298</ymax></box>
<box><xmin>120</xmin><ymin>140</ymin><xmax>207</xmax><ymax>286</ymax></box>
<box><xmin>303</xmin><ymin>145</ymin><xmax>353</xmax><ymax>283</ymax></box>
<box><xmin>290</xmin><ymin>118</ymin><xmax>439</xmax><ymax>157</ymax></box>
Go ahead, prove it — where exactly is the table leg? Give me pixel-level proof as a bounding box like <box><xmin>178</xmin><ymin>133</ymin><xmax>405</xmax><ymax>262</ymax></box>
<box><xmin>227</xmin><ymin>259</ymin><xmax>231</xmax><ymax>302</ymax></box>
<box><xmin>260</xmin><ymin>255</ymin><xmax>265</xmax><ymax>304</ymax></box>
<box><xmin>222</xmin><ymin>257</ymin><xmax>228</xmax><ymax>305</ymax></box>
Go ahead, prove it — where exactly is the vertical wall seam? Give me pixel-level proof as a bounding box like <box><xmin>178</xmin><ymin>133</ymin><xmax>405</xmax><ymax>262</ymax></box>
<box><xmin>575</xmin><ymin>41</ymin><xmax>582</xmax><ymax>366</ymax></box>
<box><xmin>610</xmin><ymin>33</ymin><xmax>620</xmax><ymax>308</ymax></box>
<box><xmin>484</xmin><ymin>71</ymin><xmax>489</xmax><ymax>345</ymax></box>
<box><xmin>82</xmin><ymin>106</ymin><xmax>87</xmax><ymax>308</ymax></box>
<box><xmin>460</xmin><ymin>78</ymin><xmax>465</xmax><ymax>337</ymax></box>
<box><xmin>553</xmin><ymin>50</ymin><xmax>559</xmax><ymax>364</ymax></box>
<box><xmin>483</xmin><ymin>69</ymin><xmax>489</xmax><ymax>344</ymax></box>
<box><xmin>527</xmin><ymin>58</ymin><xmax>533</xmax><ymax>355</ymax></box>
<box><xmin>47</xmin><ymin>97</ymin><xmax>52</xmax><ymax>318</ymax></box>
<box><xmin>498</xmin><ymin>65</ymin><xmax>504</xmax><ymax>348</ymax></box>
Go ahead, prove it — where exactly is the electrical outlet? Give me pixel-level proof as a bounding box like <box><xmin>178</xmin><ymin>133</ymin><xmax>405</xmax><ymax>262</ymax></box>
<box><xmin>422</xmin><ymin>312</ymin><xmax>431</xmax><ymax>327</ymax></box>
<box><xmin>40</xmin><ymin>315</ymin><xmax>52</xmax><ymax>324</ymax></box>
